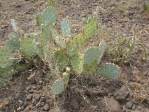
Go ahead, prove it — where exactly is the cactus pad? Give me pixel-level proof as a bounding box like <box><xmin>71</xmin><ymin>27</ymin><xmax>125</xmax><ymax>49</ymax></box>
<box><xmin>97</xmin><ymin>63</ymin><xmax>121</xmax><ymax>79</ymax></box>
<box><xmin>83</xmin><ymin>47</ymin><xmax>100</xmax><ymax>74</ymax></box>
<box><xmin>66</xmin><ymin>33</ymin><xmax>85</xmax><ymax>57</ymax></box>
<box><xmin>98</xmin><ymin>40</ymin><xmax>107</xmax><ymax>64</ymax></box>
<box><xmin>61</xmin><ymin>19</ymin><xmax>71</xmax><ymax>37</ymax></box>
<box><xmin>0</xmin><ymin>67</ymin><xmax>14</xmax><ymax>87</ymax></box>
<box><xmin>40</xmin><ymin>26</ymin><xmax>52</xmax><ymax>46</ymax></box>
<box><xmin>37</xmin><ymin>6</ymin><xmax>57</xmax><ymax>26</ymax></box>
<box><xmin>84</xmin><ymin>17</ymin><xmax>97</xmax><ymax>39</ymax></box>
<box><xmin>51</xmin><ymin>28</ymin><xmax>66</xmax><ymax>48</ymax></box>
<box><xmin>54</xmin><ymin>49</ymin><xmax>69</xmax><ymax>70</ymax></box>
<box><xmin>20</xmin><ymin>36</ymin><xmax>39</xmax><ymax>58</ymax></box>
<box><xmin>70</xmin><ymin>53</ymin><xmax>84</xmax><ymax>74</ymax></box>
<box><xmin>5</xmin><ymin>32</ymin><xmax>20</xmax><ymax>53</ymax></box>
<box><xmin>0</xmin><ymin>47</ymin><xmax>13</xmax><ymax>68</ymax></box>
<box><xmin>51</xmin><ymin>78</ymin><xmax>65</xmax><ymax>95</ymax></box>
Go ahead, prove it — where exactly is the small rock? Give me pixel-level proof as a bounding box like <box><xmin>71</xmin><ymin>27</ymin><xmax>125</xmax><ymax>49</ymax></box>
<box><xmin>43</xmin><ymin>104</ymin><xmax>50</xmax><ymax>111</ymax></box>
<box><xmin>38</xmin><ymin>80</ymin><xmax>43</xmax><ymax>85</ymax></box>
<box><xmin>105</xmin><ymin>97</ymin><xmax>122</xmax><ymax>112</ymax></box>
<box><xmin>26</xmin><ymin>86</ymin><xmax>31</xmax><ymax>91</ymax></box>
<box><xmin>40</xmin><ymin>101</ymin><xmax>45</xmax><ymax>107</ymax></box>
<box><xmin>126</xmin><ymin>101</ymin><xmax>134</xmax><ymax>109</ymax></box>
<box><xmin>34</xmin><ymin>94</ymin><xmax>40</xmax><ymax>101</ymax></box>
<box><xmin>40</xmin><ymin>96</ymin><xmax>46</xmax><ymax>102</ymax></box>
<box><xmin>132</xmin><ymin>104</ymin><xmax>136</xmax><ymax>110</ymax></box>
<box><xmin>32</xmin><ymin>85</ymin><xmax>37</xmax><ymax>90</ymax></box>
<box><xmin>26</xmin><ymin>94</ymin><xmax>32</xmax><ymax>101</ymax></box>
<box><xmin>28</xmin><ymin>89</ymin><xmax>34</xmax><ymax>93</ymax></box>
<box><xmin>18</xmin><ymin>100</ymin><xmax>23</xmax><ymax>106</ymax></box>
<box><xmin>114</xmin><ymin>86</ymin><xmax>129</xmax><ymax>102</ymax></box>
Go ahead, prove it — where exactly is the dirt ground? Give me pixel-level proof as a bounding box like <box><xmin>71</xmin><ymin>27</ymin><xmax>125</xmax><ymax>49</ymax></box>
<box><xmin>0</xmin><ymin>0</ymin><xmax>149</xmax><ymax>112</ymax></box>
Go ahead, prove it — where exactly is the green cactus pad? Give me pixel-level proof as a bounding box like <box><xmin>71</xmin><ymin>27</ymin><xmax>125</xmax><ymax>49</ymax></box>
<box><xmin>20</xmin><ymin>36</ymin><xmax>39</xmax><ymax>58</ymax></box>
<box><xmin>70</xmin><ymin>53</ymin><xmax>84</xmax><ymax>74</ymax></box>
<box><xmin>0</xmin><ymin>77</ymin><xmax>9</xmax><ymax>87</ymax></box>
<box><xmin>51</xmin><ymin>28</ymin><xmax>66</xmax><ymax>48</ymax></box>
<box><xmin>61</xmin><ymin>19</ymin><xmax>71</xmax><ymax>37</ymax></box>
<box><xmin>83</xmin><ymin>47</ymin><xmax>100</xmax><ymax>74</ymax></box>
<box><xmin>36</xmin><ymin>6</ymin><xmax>57</xmax><ymax>26</ymax></box>
<box><xmin>54</xmin><ymin>49</ymin><xmax>69</xmax><ymax>70</ymax></box>
<box><xmin>0</xmin><ymin>67</ymin><xmax>14</xmax><ymax>78</ymax></box>
<box><xmin>40</xmin><ymin>26</ymin><xmax>52</xmax><ymax>46</ymax></box>
<box><xmin>84</xmin><ymin>17</ymin><xmax>97</xmax><ymax>39</ymax></box>
<box><xmin>98</xmin><ymin>40</ymin><xmax>107</xmax><ymax>64</ymax></box>
<box><xmin>39</xmin><ymin>26</ymin><xmax>53</xmax><ymax>59</ymax></box>
<box><xmin>66</xmin><ymin>18</ymin><xmax>97</xmax><ymax>57</ymax></box>
<box><xmin>0</xmin><ymin>67</ymin><xmax>14</xmax><ymax>87</ymax></box>
<box><xmin>51</xmin><ymin>78</ymin><xmax>65</xmax><ymax>95</ymax></box>
<box><xmin>97</xmin><ymin>63</ymin><xmax>121</xmax><ymax>79</ymax></box>
<box><xmin>5</xmin><ymin>32</ymin><xmax>20</xmax><ymax>53</ymax></box>
<box><xmin>0</xmin><ymin>47</ymin><xmax>13</xmax><ymax>68</ymax></box>
<box><xmin>66</xmin><ymin>33</ymin><xmax>85</xmax><ymax>57</ymax></box>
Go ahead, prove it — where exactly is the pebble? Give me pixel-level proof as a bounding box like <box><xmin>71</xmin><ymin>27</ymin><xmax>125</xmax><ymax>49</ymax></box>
<box><xmin>114</xmin><ymin>86</ymin><xmax>129</xmax><ymax>102</ymax></box>
<box><xmin>26</xmin><ymin>94</ymin><xmax>32</xmax><ymax>101</ymax></box>
<box><xmin>18</xmin><ymin>100</ymin><xmax>23</xmax><ymax>106</ymax></box>
<box><xmin>43</xmin><ymin>104</ymin><xmax>50</xmax><ymax>111</ymax></box>
<box><xmin>105</xmin><ymin>97</ymin><xmax>122</xmax><ymax>112</ymax></box>
<box><xmin>34</xmin><ymin>94</ymin><xmax>40</xmax><ymax>101</ymax></box>
<box><xmin>40</xmin><ymin>96</ymin><xmax>46</xmax><ymax>102</ymax></box>
<box><xmin>126</xmin><ymin>101</ymin><xmax>134</xmax><ymax>109</ymax></box>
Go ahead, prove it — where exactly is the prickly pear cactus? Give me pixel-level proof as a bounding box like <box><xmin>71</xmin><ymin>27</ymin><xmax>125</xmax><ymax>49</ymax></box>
<box><xmin>36</xmin><ymin>6</ymin><xmax>57</xmax><ymax>27</ymax></box>
<box><xmin>66</xmin><ymin>33</ymin><xmax>85</xmax><ymax>57</ymax></box>
<box><xmin>0</xmin><ymin>67</ymin><xmax>14</xmax><ymax>87</ymax></box>
<box><xmin>61</xmin><ymin>18</ymin><xmax>71</xmax><ymax>37</ymax></box>
<box><xmin>20</xmin><ymin>36</ymin><xmax>39</xmax><ymax>59</ymax></box>
<box><xmin>66</xmin><ymin>18</ymin><xmax>97</xmax><ymax>57</ymax></box>
<box><xmin>84</xmin><ymin>17</ymin><xmax>97</xmax><ymax>39</ymax></box>
<box><xmin>70</xmin><ymin>53</ymin><xmax>84</xmax><ymax>74</ymax></box>
<box><xmin>40</xmin><ymin>26</ymin><xmax>52</xmax><ymax>46</ymax></box>
<box><xmin>51</xmin><ymin>28</ymin><xmax>66</xmax><ymax>48</ymax></box>
<box><xmin>97</xmin><ymin>41</ymin><xmax>107</xmax><ymax>64</ymax></box>
<box><xmin>51</xmin><ymin>78</ymin><xmax>65</xmax><ymax>95</ymax></box>
<box><xmin>39</xmin><ymin>26</ymin><xmax>53</xmax><ymax>60</ymax></box>
<box><xmin>83</xmin><ymin>47</ymin><xmax>100</xmax><ymax>74</ymax></box>
<box><xmin>97</xmin><ymin>63</ymin><xmax>121</xmax><ymax>79</ymax></box>
<box><xmin>5</xmin><ymin>32</ymin><xmax>20</xmax><ymax>53</ymax></box>
<box><xmin>0</xmin><ymin>47</ymin><xmax>13</xmax><ymax>68</ymax></box>
<box><xmin>54</xmin><ymin>49</ymin><xmax>69</xmax><ymax>71</ymax></box>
